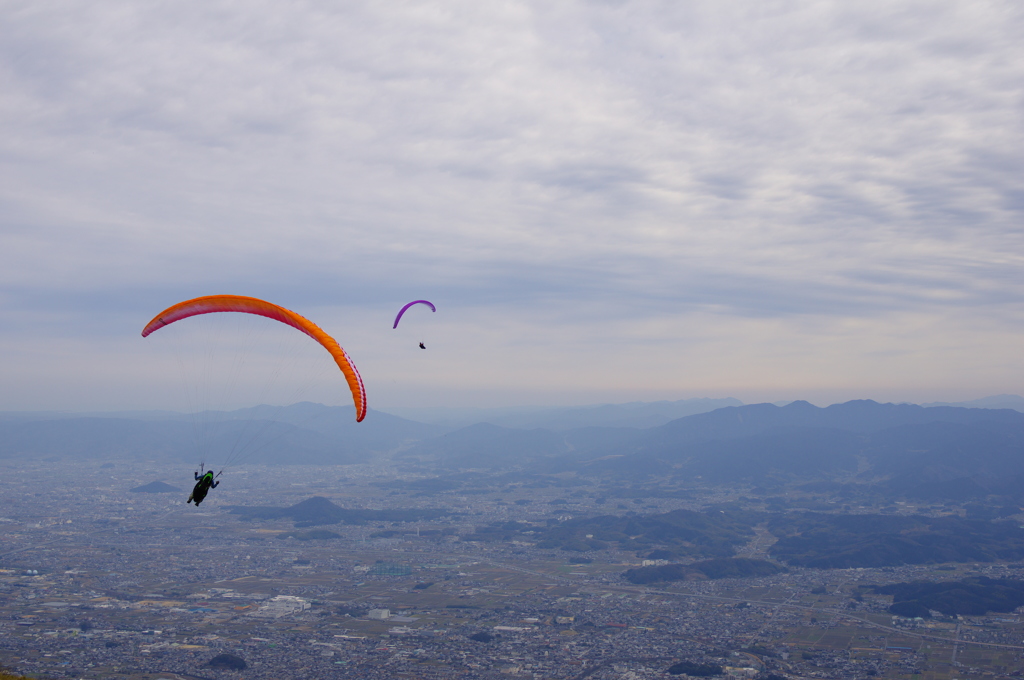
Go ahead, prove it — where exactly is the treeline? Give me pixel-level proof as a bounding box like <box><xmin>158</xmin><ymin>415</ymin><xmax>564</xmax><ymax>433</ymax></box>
<box><xmin>624</xmin><ymin>558</ymin><xmax>786</xmax><ymax>584</ymax></box>
<box><xmin>463</xmin><ymin>507</ymin><xmax>1024</xmax><ymax>569</ymax></box>
<box><xmin>767</xmin><ymin>513</ymin><xmax>1024</xmax><ymax>568</ymax></box>
<box><xmin>876</xmin><ymin>577</ymin><xmax>1024</xmax><ymax>618</ymax></box>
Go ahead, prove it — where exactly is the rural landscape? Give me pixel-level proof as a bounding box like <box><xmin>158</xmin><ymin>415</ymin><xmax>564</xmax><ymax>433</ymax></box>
<box><xmin>4</xmin><ymin>398</ymin><xmax>1024</xmax><ymax>678</ymax></box>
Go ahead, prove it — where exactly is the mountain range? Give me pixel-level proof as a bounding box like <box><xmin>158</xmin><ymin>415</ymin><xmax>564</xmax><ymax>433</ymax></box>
<box><xmin>4</xmin><ymin>397</ymin><xmax>1024</xmax><ymax>503</ymax></box>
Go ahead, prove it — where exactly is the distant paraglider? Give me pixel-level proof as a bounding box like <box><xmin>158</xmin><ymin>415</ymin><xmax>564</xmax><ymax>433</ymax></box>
<box><xmin>393</xmin><ymin>300</ymin><xmax>436</xmax><ymax>329</ymax></box>
<box><xmin>142</xmin><ymin>294</ymin><xmax>367</xmax><ymax>422</ymax></box>
<box><xmin>394</xmin><ymin>300</ymin><xmax>436</xmax><ymax>350</ymax></box>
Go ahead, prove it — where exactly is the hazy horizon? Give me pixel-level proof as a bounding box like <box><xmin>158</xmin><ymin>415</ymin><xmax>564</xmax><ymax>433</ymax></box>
<box><xmin>3</xmin><ymin>392</ymin><xmax>1024</xmax><ymax>421</ymax></box>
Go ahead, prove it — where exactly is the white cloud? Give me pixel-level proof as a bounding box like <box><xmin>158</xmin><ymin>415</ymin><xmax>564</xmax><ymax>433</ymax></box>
<box><xmin>1</xmin><ymin>0</ymin><xmax>1023</xmax><ymax>409</ymax></box>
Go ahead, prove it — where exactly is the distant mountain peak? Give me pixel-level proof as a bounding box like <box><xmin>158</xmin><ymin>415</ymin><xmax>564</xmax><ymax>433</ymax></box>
<box><xmin>130</xmin><ymin>481</ymin><xmax>181</xmax><ymax>493</ymax></box>
<box><xmin>289</xmin><ymin>496</ymin><xmax>342</xmax><ymax>512</ymax></box>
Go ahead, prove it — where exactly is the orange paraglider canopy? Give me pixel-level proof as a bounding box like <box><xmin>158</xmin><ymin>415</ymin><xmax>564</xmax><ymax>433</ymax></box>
<box><xmin>142</xmin><ymin>295</ymin><xmax>366</xmax><ymax>422</ymax></box>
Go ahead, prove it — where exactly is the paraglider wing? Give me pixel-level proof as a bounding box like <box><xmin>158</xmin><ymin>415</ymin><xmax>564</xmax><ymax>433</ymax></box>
<box><xmin>142</xmin><ymin>295</ymin><xmax>367</xmax><ymax>422</ymax></box>
<box><xmin>393</xmin><ymin>300</ymin><xmax>436</xmax><ymax>329</ymax></box>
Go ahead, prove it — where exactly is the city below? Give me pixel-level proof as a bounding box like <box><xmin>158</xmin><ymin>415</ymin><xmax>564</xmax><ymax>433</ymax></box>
<box><xmin>2</xmin><ymin>454</ymin><xmax>1024</xmax><ymax>680</ymax></box>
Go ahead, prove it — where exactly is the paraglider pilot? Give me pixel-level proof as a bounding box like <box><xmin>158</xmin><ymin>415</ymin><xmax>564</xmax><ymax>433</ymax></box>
<box><xmin>188</xmin><ymin>469</ymin><xmax>219</xmax><ymax>506</ymax></box>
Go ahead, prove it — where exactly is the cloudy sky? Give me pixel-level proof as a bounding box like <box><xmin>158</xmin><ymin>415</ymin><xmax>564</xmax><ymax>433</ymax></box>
<box><xmin>2</xmin><ymin>0</ymin><xmax>1023</xmax><ymax>412</ymax></box>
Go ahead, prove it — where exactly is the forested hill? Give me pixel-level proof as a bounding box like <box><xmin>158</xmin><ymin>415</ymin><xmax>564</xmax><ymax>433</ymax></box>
<box><xmin>636</xmin><ymin>398</ymin><xmax>1024</xmax><ymax>449</ymax></box>
<box><xmin>582</xmin><ymin>403</ymin><xmax>1024</xmax><ymax>491</ymax></box>
<box><xmin>396</xmin><ymin>400</ymin><xmax>1024</xmax><ymax>495</ymax></box>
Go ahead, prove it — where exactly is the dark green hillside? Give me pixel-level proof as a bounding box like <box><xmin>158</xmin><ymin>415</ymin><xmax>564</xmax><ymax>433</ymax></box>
<box><xmin>768</xmin><ymin>513</ymin><xmax>1024</xmax><ymax>568</ymax></box>
<box><xmin>462</xmin><ymin>504</ymin><xmax>1024</xmax><ymax>569</ymax></box>
<box><xmin>208</xmin><ymin>653</ymin><xmax>247</xmax><ymax>669</ymax></box>
<box><xmin>676</xmin><ymin>427</ymin><xmax>862</xmax><ymax>482</ymax></box>
<box><xmin>624</xmin><ymin>558</ymin><xmax>785</xmax><ymax>584</ymax></box>
<box><xmin>869</xmin><ymin>421</ymin><xmax>1024</xmax><ymax>498</ymax></box>
<box><xmin>876</xmin><ymin>578</ymin><xmax>1024</xmax><ymax>617</ymax></box>
<box><xmin>578</xmin><ymin>401</ymin><xmax>1024</xmax><ymax>491</ymax></box>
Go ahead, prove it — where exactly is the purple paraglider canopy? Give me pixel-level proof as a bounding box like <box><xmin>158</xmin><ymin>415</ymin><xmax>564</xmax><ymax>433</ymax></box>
<box><xmin>393</xmin><ymin>300</ymin><xmax>436</xmax><ymax>329</ymax></box>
